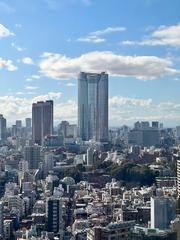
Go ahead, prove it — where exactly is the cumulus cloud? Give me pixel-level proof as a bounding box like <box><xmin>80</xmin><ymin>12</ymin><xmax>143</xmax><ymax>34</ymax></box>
<box><xmin>0</xmin><ymin>58</ymin><xmax>17</xmax><ymax>71</ymax></box>
<box><xmin>0</xmin><ymin>23</ymin><xmax>14</xmax><ymax>38</ymax></box>
<box><xmin>32</xmin><ymin>92</ymin><xmax>62</xmax><ymax>102</ymax></box>
<box><xmin>22</xmin><ymin>57</ymin><xmax>34</xmax><ymax>65</ymax></box>
<box><xmin>109</xmin><ymin>96</ymin><xmax>152</xmax><ymax>107</ymax></box>
<box><xmin>1</xmin><ymin>94</ymin><xmax>180</xmax><ymax>126</ymax></box>
<box><xmin>109</xmin><ymin>96</ymin><xmax>180</xmax><ymax>125</ymax></box>
<box><xmin>0</xmin><ymin>93</ymin><xmax>76</xmax><ymax>125</ymax></box>
<box><xmin>122</xmin><ymin>23</ymin><xmax>180</xmax><ymax>47</ymax></box>
<box><xmin>78</xmin><ymin>26</ymin><xmax>126</xmax><ymax>43</ymax></box>
<box><xmin>39</xmin><ymin>51</ymin><xmax>179</xmax><ymax>80</ymax></box>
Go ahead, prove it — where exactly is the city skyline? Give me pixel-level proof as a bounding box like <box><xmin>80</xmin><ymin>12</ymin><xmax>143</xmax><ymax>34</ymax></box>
<box><xmin>0</xmin><ymin>2</ymin><xmax>179</xmax><ymax>238</ymax></box>
<box><xmin>0</xmin><ymin>0</ymin><xmax>180</xmax><ymax>126</ymax></box>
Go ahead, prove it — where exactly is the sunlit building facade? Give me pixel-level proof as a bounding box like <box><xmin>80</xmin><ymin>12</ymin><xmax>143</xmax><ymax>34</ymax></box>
<box><xmin>78</xmin><ymin>72</ymin><xmax>108</xmax><ymax>142</ymax></box>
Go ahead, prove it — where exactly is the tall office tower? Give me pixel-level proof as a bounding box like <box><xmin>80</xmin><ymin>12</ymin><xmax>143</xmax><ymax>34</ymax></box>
<box><xmin>25</xmin><ymin>118</ymin><xmax>31</xmax><ymax>128</ymax></box>
<box><xmin>151</xmin><ymin>196</ymin><xmax>176</xmax><ymax>230</ymax></box>
<box><xmin>16</xmin><ymin>120</ymin><xmax>22</xmax><ymax>128</ymax></box>
<box><xmin>32</xmin><ymin>100</ymin><xmax>53</xmax><ymax>145</ymax></box>
<box><xmin>24</xmin><ymin>145</ymin><xmax>41</xmax><ymax>169</ymax></box>
<box><xmin>78</xmin><ymin>72</ymin><xmax>108</xmax><ymax>142</ymax></box>
<box><xmin>0</xmin><ymin>114</ymin><xmax>6</xmax><ymax>141</ymax></box>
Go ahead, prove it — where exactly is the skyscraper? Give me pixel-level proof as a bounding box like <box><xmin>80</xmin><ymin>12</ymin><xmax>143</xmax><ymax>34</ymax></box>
<box><xmin>0</xmin><ymin>114</ymin><xmax>6</xmax><ymax>141</ymax></box>
<box><xmin>78</xmin><ymin>72</ymin><xmax>108</xmax><ymax>142</ymax></box>
<box><xmin>25</xmin><ymin>118</ymin><xmax>32</xmax><ymax>129</ymax></box>
<box><xmin>32</xmin><ymin>100</ymin><xmax>53</xmax><ymax>145</ymax></box>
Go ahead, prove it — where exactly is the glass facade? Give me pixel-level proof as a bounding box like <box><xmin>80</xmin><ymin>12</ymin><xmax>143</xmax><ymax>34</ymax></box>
<box><xmin>78</xmin><ymin>72</ymin><xmax>108</xmax><ymax>142</ymax></box>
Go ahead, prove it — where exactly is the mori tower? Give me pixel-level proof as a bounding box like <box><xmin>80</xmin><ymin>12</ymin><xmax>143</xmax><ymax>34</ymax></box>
<box><xmin>78</xmin><ymin>72</ymin><xmax>108</xmax><ymax>142</ymax></box>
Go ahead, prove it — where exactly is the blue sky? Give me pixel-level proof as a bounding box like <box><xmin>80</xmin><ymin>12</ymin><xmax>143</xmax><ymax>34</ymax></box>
<box><xmin>0</xmin><ymin>0</ymin><xmax>180</xmax><ymax>126</ymax></box>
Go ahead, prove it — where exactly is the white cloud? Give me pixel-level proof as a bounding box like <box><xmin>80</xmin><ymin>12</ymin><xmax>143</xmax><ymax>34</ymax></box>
<box><xmin>78</xmin><ymin>36</ymin><xmax>105</xmax><ymax>43</ymax></box>
<box><xmin>11</xmin><ymin>42</ymin><xmax>26</xmax><ymax>52</ymax></box>
<box><xmin>66</xmin><ymin>82</ymin><xmax>76</xmax><ymax>87</ymax></box>
<box><xmin>22</xmin><ymin>57</ymin><xmax>34</xmax><ymax>65</ymax></box>
<box><xmin>109</xmin><ymin>96</ymin><xmax>152</xmax><ymax>107</ymax></box>
<box><xmin>26</xmin><ymin>78</ymin><xmax>32</xmax><ymax>82</ymax></box>
<box><xmin>39</xmin><ymin>51</ymin><xmax>179</xmax><ymax>80</ymax></box>
<box><xmin>0</xmin><ymin>24</ymin><xmax>14</xmax><ymax>38</ymax></box>
<box><xmin>32</xmin><ymin>92</ymin><xmax>62</xmax><ymax>102</ymax></box>
<box><xmin>16</xmin><ymin>92</ymin><xmax>24</xmax><ymax>95</ymax></box>
<box><xmin>91</xmin><ymin>27</ymin><xmax>126</xmax><ymax>36</ymax></box>
<box><xmin>0</xmin><ymin>92</ymin><xmax>64</xmax><ymax>125</ymax></box>
<box><xmin>27</xmin><ymin>92</ymin><xmax>37</xmax><ymax>95</ymax></box>
<box><xmin>78</xmin><ymin>26</ymin><xmax>126</xmax><ymax>43</ymax></box>
<box><xmin>122</xmin><ymin>23</ymin><xmax>180</xmax><ymax>47</ymax></box>
<box><xmin>31</xmin><ymin>75</ymin><xmax>41</xmax><ymax>79</ymax></box>
<box><xmin>25</xmin><ymin>86</ymin><xmax>38</xmax><ymax>90</ymax></box>
<box><xmin>121</xmin><ymin>40</ymin><xmax>137</xmax><ymax>45</ymax></box>
<box><xmin>0</xmin><ymin>58</ymin><xmax>17</xmax><ymax>71</ymax></box>
<box><xmin>109</xmin><ymin>96</ymin><xmax>180</xmax><ymax>126</ymax></box>
<box><xmin>1</xmin><ymin>94</ymin><xmax>180</xmax><ymax>126</ymax></box>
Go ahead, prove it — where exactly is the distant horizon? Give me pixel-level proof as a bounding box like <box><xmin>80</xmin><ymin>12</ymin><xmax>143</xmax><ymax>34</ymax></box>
<box><xmin>0</xmin><ymin>0</ymin><xmax>180</xmax><ymax>125</ymax></box>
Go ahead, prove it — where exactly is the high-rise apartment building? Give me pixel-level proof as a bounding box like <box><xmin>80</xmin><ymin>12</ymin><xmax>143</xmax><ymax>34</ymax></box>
<box><xmin>25</xmin><ymin>118</ymin><xmax>31</xmax><ymax>129</ymax></box>
<box><xmin>32</xmin><ymin>100</ymin><xmax>53</xmax><ymax>145</ymax></box>
<box><xmin>0</xmin><ymin>114</ymin><xmax>6</xmax><ymax>141</ymax></box>
<box><xmin>46</xmin><ymin>196</ymin><xmax>63</xmax><ymax>237</ymax></box>
<box><xmin>24</xmin><ymin>145</ymin><xmax>41</xmax><ymax>170</ymax></box>
<box><xmin>78</xmin><ymin>72</ymin><xmax>108</xmax><ymax>142</ymax></box>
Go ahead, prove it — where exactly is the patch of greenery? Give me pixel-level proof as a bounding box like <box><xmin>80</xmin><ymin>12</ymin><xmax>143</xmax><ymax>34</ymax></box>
<box><xmin>96</xmin><ymin>160</ymin><xmax>156</xmax><ymax>186</ymax></box>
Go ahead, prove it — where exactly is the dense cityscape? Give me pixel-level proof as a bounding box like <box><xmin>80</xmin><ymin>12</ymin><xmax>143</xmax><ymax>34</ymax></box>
<box><xmin>0</xmin><ymin>71</ymin><xmax>179</xmax><ymax>239</ymax></box>
<box><xmin>0</xmin><ymin>0</ymin><xmax>180</xmax><ymax>240</ymax></box>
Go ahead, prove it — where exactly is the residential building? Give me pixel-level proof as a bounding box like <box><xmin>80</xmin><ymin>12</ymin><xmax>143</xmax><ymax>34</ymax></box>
<box><xmin>24</xmin><ymin>145</ymin><xmax>41</xmax><ymax>170</ymax></box>
<box><xmin>32</xmin><ymin>100</ymin><xmax>53</xmax><ymax>145</ymax></box>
